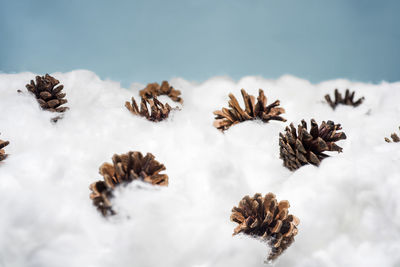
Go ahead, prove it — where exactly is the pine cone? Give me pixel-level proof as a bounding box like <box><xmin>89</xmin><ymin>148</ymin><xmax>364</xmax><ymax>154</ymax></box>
<box><xmin>0</xmin><ymin>134</ymin><xmax>9</xmax><ymax>162</ymax></box>
<box><xmin>139</xmin><ymin>81</ymin><xmax>183</xmax><ymax>103</ymax></box>
<box><xmin>279</xmin><ymin>119</ymin><xmax>347</xmax><ymax>171</ymax></box>
<box><xmin>89</xmin><ymin>151</ymin><xmax>168</xmax><ymax>216</ymax></box>
<box><xmin>125</xmin><ymin>96</ymin><xmax>176</xmax><ymax>122</ymax></box>
<box><xmin>385</xmin><ymin>127</ymin><xmax>400</xmax><ymax>143</ymax></box>
<box><xmin>231</xmin><ymin>193</ymin><xmax>300</xmax><ymax>262</ymax></box>
<box><xmin>325</xmin><ymin>89</ymin><xmax>364</xmax><ymax>109</ymax></box>
<box><xmin>213</xmin><ymin>89</ymin><xmax>286</xmax><ymax>131</ymax></box>
<box><xmin>25</xmin><ymin>74</ymin><xmax>69</xmax><ymax>113</ymax></box>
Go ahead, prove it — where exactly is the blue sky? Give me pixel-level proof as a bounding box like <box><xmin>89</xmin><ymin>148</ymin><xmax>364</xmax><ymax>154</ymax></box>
<box><xmin>1</xmin><ymin>0</ymin><xmax>399</xmax><ymax>86</ymax></box>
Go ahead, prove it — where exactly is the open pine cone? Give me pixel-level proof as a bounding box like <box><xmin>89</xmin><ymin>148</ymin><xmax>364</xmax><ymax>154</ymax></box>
<box><xmin>385</xmin><ymin>127</ymin><xmax>400</xmax><ymax>143</ymax></box>
<box><xmin>139</xmin><ymin>81</ymin><xmax>183</xmax><ymax>103</ymax></box>
<box><xmin>26</xmin><ymin>74</ymin><xmax>69</xmax><ymax>113</ymax></box>
<box><xmin>0</xmin><ymin>134</ymin><xmax>9</xmax><ymax>162</ymax></box>
<box><xmin>279</xmin><ymin>119</ymin><xmax>347</xmax><ymax>171</ymax></box>
<box><xmin>213</xmin><ymin>89</ymin><xmax>286</xmax><ymax>131</ymax></box>
<box><xmin>325</xmin><ymin>89</ymin><xmax>364</xmax><ymax>109</ymax></box>
<box><xmin>125</xmin><ymin>96</ymin><xmax>176</xmax><ymax>122</ymax></box>
<box><xmin>231</xmin><ymin>193</ymin><xmax>300</xmax><ymax>262</ymax></box>
<box><xmin>90</xmin><ymin>151</ymin><xmax>168</xmax><ymax>216</ymax></box>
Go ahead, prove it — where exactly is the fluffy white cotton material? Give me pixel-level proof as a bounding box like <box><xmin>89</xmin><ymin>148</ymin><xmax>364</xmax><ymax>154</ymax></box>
<box><xmin>1</xmin><ymin>70</ymin><xmax>400</xmax><ymax>267</ymax></box>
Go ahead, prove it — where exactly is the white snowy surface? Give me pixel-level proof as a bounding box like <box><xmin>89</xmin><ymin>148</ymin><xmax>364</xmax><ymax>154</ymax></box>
<box><xmin>1</xmin><ymin>70</ymin><xmax>400</xmax><ymax>267</ymax></box>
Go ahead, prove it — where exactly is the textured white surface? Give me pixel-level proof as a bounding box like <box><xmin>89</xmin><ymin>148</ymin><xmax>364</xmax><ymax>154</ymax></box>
<box><xmin>1</xmin><ymin>70</ymin><xmax>400</xmax><ymax>267</ymax></box>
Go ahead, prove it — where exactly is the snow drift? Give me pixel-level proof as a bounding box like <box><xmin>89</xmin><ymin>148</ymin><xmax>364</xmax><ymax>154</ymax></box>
<box><xmin>1</xmin><ymin>70</ymin><xmax>400</xmax><ymax>267</ymax></box>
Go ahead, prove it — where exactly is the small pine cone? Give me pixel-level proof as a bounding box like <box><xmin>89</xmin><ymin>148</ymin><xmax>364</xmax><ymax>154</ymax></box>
<box><xmin>279</xmin><ymin>119</ymin><xmax>347</xmax><ymax>171</ymax></box>
<box><xmin>325</xmin><ymin>89</ymin><xmax>365</xmax><ymax>110</ymax></box>
<box><xmin>213</xmin><ymin>89</ymin><xmax>286</xmax><ymax>132</ymax></box>
<box><xmin>385</xmin><ymin>127</ymin><xmax>400</xmax><ymax>143</ymax></box>
<box><xmin>139</xmin><ymin>81</ymin><xmax>183</xmax><ymax>103</ymax></box>
<box><xmin>89</xmin><ymin>151</ymin><xmax>168</xmax><ymax>216</ymax></box>
<box><xmin>125</xmin><ymin>96</ymin><xmax>176</xmax><ymax>122</ymax></box>
<box><xmin>231</xmin><ymin>193</ymin><xmax>300</xmax><ymax>262</ymax></box>
<box><xmin>0</xmin><ymin>134</ymin><xmax>9</xmax><ymax>162</ymax></box>
<box><xmin>25</xmin><ymin>74</ymin><xmax>69</xmax><ymax>115</ymax></box>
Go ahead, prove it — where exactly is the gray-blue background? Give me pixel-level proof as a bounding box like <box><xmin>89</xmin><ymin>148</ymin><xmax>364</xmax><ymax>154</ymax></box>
<box><xmin>1</xmin><ymin>0</ymin><xmax>399</xmax><ymax>86</ymax></box>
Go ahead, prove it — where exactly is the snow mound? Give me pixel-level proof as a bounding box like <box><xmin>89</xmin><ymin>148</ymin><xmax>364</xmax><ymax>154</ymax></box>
<box><xmin>1</xmin><ymin>70</ymin><xmax>400</xmax><ymax>267</ymax></box>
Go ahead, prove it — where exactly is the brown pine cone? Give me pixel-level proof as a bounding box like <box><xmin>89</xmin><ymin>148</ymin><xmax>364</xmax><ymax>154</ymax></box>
<box><xmin>139</xmin><ymin>81</ymin><xmax>183</xmax><ymax>103</ymax></box>
<box><xmin>279</xmin><ymin>119</ymin><xmax>347</xmax><ymax>171</ymax></box>
<box><xmin>0</xmin><ymin>134</ymin><xmax>9</xmax><ymax>162</ymax></box>
<box><xmin>213</xmin><ymin>89</ymin><xmax>286</xmax><ymax>131</ymax></box>
<box><xmin>325</xmin><ymin>89</ymin><xmax>364</xmax><ymax>109</ymax></box>
<box><xmin>125</xmin><ymin>96</ymin><xmax>176</xmax><ymax>122</ymax></box>
<box><xmin>89</xmin><ymin>151</ymin><xmax>168</xmax><ymax>216</ymax></box>
<box><xmin>385</xmin><ymin>127</ymin><xmax>400</xmax><ymax>143</ymax></box>
<box><xmin>231</xmin><ymin>193</ymin><xmax>300</xmax><ymax>262</ymax></box>
<box><xmin>25</xmin><ymin>74</ymin><xmax>69</xmax><ymax>113</ymax></box>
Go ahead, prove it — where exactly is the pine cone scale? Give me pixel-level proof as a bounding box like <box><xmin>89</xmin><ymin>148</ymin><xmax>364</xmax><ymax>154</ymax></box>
<box><xmin>391</xmin><ymin>133</ymin><xmax>400</xmax><ymax>142</ymax></box>
<box><xmin>89</xmin><ymin>181</ymin><xmax>114</xmax><ymax>216</ymax></box>
<box><xmin>0</xmin><ymin>134</ymin><xmax>9</xmax><ymax>162</ymax></box>
<box><xmin>240</xmin><ymin>89</ymin><xmax>255</xmax><ymax>117</ymax></box>
<box><xmin>39</xmin><ymin>91</ymin><xmax>52</xmax><ymax>99</ymax></box>
<box><xmin>53</xmin><ymin>85</ymin><xmax>64</xmax><ymax>94</ymax></box>
<box><xmin>228</xmin><ymin>94</ymin><xmax>248</xmax><ymax>121</ymax></box>
<box><xmin>0</xmin><ymin>140</ymin><xmax>9</xmax><ymax>149</ymax></box>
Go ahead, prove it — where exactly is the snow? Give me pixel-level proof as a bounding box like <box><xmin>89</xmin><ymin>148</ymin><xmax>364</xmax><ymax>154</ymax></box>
<box><xmin>1</xmin><ymin>70</ymin><xmax>400</xmax><ymax>267</ymax></box>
